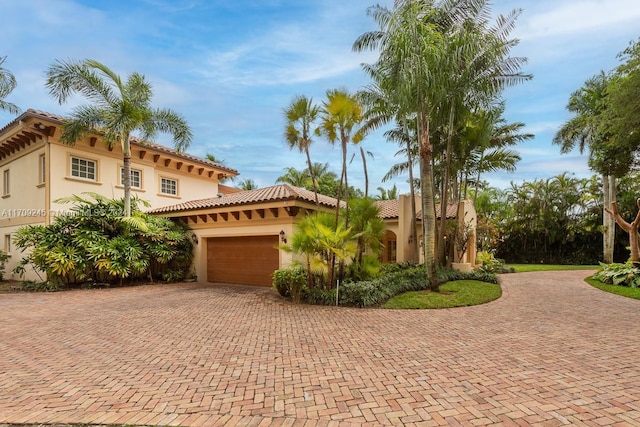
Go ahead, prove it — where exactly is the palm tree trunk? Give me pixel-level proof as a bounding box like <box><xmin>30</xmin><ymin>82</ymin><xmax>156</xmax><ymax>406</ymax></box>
<box><xmin>419</xmin><ymin>112</ymin><xmax>438</xmax><ymax>292</ymax></box>
<box><xmin>473</xmin><ymin>150</ymin><xmax>486</xmax><ymax>203</ymax></box>
<box><xmin>437</xmin><ymin>105</ymin><xmax>455</xmax><ymax>267</ymax></box>
<box><xmin>360</xmin><ymin>146</ymin><xmax>369</xmax><ymax>198</ymax></box>
<box><xmin>305</xmin><ymin>148</ymin><xmax>319</xmax><ymax>206</ymax></box>
<box><xmin>122</xmin><ymin>136</ymin><xmax>132</xmax><ymax>217</ymax></box>
<box><xmin>407</xmin><ymin>134</ymin><xmax>418</xmax><ymax>263</ymax></box>
<box><xmin>342</xmin><ymin>136</ymin><xmax>349</xmax><ymax>222</ymax></box>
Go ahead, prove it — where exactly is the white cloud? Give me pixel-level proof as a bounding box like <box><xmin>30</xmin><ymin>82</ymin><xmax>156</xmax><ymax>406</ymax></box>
<box><xmin>515</xmin><ymin>0</ymin><xmax>640</xmax><ymax>40</ymax></box>
<box><xmin>522</xmin><ymin>121</ymin><xmax>562</xmax><ymax>135</ymax></box>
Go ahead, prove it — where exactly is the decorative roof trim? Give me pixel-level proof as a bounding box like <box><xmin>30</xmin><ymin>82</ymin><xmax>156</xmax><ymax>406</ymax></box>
<box><xmin>0</xmin><ymin>109</ymin><xmax>237</xmax><ymax>175</ymax></box>
<box><xmin>150</xmin><ymin>184</ymin><xmax>341</xmax><ymax>214</ymax></box>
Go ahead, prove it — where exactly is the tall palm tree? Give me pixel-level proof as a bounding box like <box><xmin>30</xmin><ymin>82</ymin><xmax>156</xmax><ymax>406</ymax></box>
<box><xmin>238</xmin><ymin>178</ymin><xmax>258</xmax><ymax>190</ymax></box>
<box><xmin>0</xmin><ymin>56</ymin><xmax>19</xmax><ymax>114</ymax></box>
<box><xmin>376</xmin><ymin>184</ymin><xmax>399</xmax><ymax>200</ymax></box>
<box><xmin>275</xmin><ymin>167</ymin><xmax>312</xmax><ymax>188</ymax></box>
<box><xmin>432</xmin><ymin>5</ymin><xmax>530</xmax><ymax>267</ymax></box>
<box><xmin>381</xmin><ymin>120</ymin><xmax>420</xmax><ymax>261</ymax></box>
<box><xmin>553</xmin><ymin>71</ymin><xmax>616</xmax><ymax>263</ymax></box>
<box><xmin>358</xmin><ymin>68</ymin><xmax>421</xmax><ymax>261</ymax></box>
<box><xmin>317</xmin><ymin>89</ymin><xmax>363</xmax><ymax>221</ymax></box>
<box><xmin>284</xmin><ymin>95</ymin><xmax>320</xmax><ymax>205</ymax></box>
<box><xmin>355</xmin><ymin>0</ymin><xmax>529</xmax><ymax>287</ymax></box>
<box><xmin>310</xmin><ymin>162</ymin><xmax>340</xmax><ymax>198</ymax></box>
<box><xmin>45</xmin><ymin>59</ymin><xmax>192</xmax><ymax>217</ymax></box>
<box><xmin>354</xmin><ymin>2</ymin><xmax>448</xmax><ymax>285</ymax></box>
<box><xmin>463</xmin><ymin>105</ymin><xmax>532</xmax><ymax>199</ymax></box>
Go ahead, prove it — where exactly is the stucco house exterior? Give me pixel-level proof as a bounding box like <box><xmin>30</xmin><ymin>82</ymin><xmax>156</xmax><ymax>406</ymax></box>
<box><xmin>0</xmin><ymin>109</ymin><xmax>477</xmax><ymax>286</ymax></box>
<box><xmin>152</xmin><ymin>190</ymin><xmax>478</xmax><ymax>286</ymax></box>
<box><xmin>377</xmin><ymin>195</ymin><xmax>477</xmax><ymax>268</ymax></box>
<box><xmin>0</xmin><ymin>109</ymin><xmax>237</xmax><ymax>280</ymax></box>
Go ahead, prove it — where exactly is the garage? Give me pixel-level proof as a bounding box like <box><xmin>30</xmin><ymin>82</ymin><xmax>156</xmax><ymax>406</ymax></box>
<box><xmin>206</xmin><ymin>235</ymin><xmax>279</xmax><ymax>286</ymax></box>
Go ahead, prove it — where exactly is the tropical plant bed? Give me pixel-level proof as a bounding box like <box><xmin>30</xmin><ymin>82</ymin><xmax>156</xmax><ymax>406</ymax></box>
<box><xmin>585</xmin><ymin>277</ymin><xmax>640</xmax><ymax>301</ymax></box>
<box><xmin>383</xmin><ymin>280</ymin><xmax>501</xmax><ymax>309</ymax></box>
<box><xmin>0</xmin><ymin>278</ymin><xmax>178</xmax><ymax>293</ymax></box>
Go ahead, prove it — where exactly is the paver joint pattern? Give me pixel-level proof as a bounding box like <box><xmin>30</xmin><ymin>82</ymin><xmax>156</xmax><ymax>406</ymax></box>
<box><xmin>0</xmin><ymin>270</ymin><xmax>639</xmax><ymax>426</ymax></box>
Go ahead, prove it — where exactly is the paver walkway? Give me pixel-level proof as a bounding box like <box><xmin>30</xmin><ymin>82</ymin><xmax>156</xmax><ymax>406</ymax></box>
<box><xmin>0</xmin><ymin>271</ymin><xmax>639</xmax><ymax>426</ymax></box>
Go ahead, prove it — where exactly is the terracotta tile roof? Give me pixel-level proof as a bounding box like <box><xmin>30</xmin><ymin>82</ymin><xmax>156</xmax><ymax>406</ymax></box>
<box><xmin>374</xmin><ymin>199</ymin><xmax>459</xmax><ymax>220</ymax></box>
<box><xmin>376</xmin><ymin>200</ymin><xmax>400</xmax><ymax>219</ymax></box>
<box><xmin>437</xmin><ymin>202</ymin><xmax>459</xmax><ymax>219</ymax></box>
<box><xmin>1</xmin><ymin>109</ymin><xmax>237</xmax><ymax>175</ymax></box>
<box><xmin>150</xmin><ymin>184</ymin><xmax>341</xmax><ymax>214</ymax></box>
<box><xmin>218</xmin><ymin>184</ymin><xmax>243</xmax><ymax>194</ymax></box>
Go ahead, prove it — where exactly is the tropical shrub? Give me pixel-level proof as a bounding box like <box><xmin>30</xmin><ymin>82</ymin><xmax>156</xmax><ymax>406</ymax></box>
<box><xmin>0</xmin><ymin>250</ymin><xmax>8</xmax><ymax>281</ymax></box>
<box><xmin>379</xmin><ymin>261</ymin><xmax>420</xmax><ymax>274</ymax></box>
<box><xmin>280</xmin><ymin>212</ymin><xmax>357</xmax><ymax>289</ymax></box>
<box><xmin>436</xmin><ymin>267</ymin><xmax>500</xmax><ymax>284</ymax></box>
<box><xmin>272</xmin><ymin>265</ymin><xmax>307</xmax><ymax>303</ymax></box>
<box><xmin>345</xmin><ymin>197</ymin><xmax>385</xmax><ymax>281</ymax></box>
<box><xmin>13</xmin><ymin>193</ymin><xmax>193</xmax><ymax>286</ymax></box>
<box><xmin>592</xmin><ymin>262</ymin><xmax>640</xmax><ymax>288</ymax></box>
<box><xmin>476</xmin><ymin>251</ymin><xmax>514</xmax><ymax>273</ymax></box>
<box><xmin>279</xmin><ymin>198</ymin><xmax>386</xmax><ymax>289</ymax></box>
<box><xmin>20</xmin><ymin>280</ymin><xmax>61</xmax><ymax>292</ymax></box>
<box><xmin>276</xmin><ymin>265</ymin><xmax>499</xmax><ymax>308</ymax></box>
<box><xmin>337</xmin><ymin>266</ymin><xmax>427</xmax><ymax>307</ymax></box>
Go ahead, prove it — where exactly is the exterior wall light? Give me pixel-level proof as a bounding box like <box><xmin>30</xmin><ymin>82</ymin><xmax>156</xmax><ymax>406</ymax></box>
<box><xmin>279</xmin><ymin>230</ymin><xmax>287</xmax><ymax>244</ymax></box>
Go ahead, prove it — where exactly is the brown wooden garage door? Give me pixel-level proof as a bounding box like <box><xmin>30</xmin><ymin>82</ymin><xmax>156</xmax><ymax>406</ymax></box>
<box><xmin>207</xmin><ymin>235</ymin><xmax>279</xmax><ymax>286</ymax></box>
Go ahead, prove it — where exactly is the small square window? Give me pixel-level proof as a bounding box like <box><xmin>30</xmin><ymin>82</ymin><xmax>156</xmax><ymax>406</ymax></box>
<box><xmin>4</xmin><ymin>234</ymin><xmax>11</xmax><ymax>254</ymax></box>
<box><xmin>2</xmin><ymin>169</ymin><xmax>9</xmax><ymax>196</ymax></box>
<box><xmin>120</xmin><ymin>168</ymin><xmax>142</xmax><ymax>189</ymax></box>
<box><xmin>160</xmin><ymin>177</ymin><xmax>178</xmax><ymax>195</ymax></box>
<box><xmin>39</xmin><ymin>154</ymin><xmax>46</xmax><ymax>184</ymax></box>
<box><xmin>70</xmin><ymin>157</ymin><xmax>97</xmax><ymax>181</ymax></box>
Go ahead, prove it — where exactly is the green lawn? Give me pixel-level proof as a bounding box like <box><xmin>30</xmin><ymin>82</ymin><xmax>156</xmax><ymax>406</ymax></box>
<box><xmin>383</xmin><ymin>280</ymin><xmax>501</xmax><ymax>309</ymax></box>
<box><xmin>585</xmin><ymin>277</ymin><xmax>640</xmax><ymax>300</ymax></box>
<box><xmin>507</xmin><ymin>264</ymin><xmax>599</xmax><ymax>273</ymax></box>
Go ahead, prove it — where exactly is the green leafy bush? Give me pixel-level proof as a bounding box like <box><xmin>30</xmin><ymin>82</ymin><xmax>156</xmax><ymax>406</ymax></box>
<box><xmin>272</xmin><ymin>265</ymin><xmax>308</xmax><ymax>303</ymax></box>
<box><xmin>592</xmin><ymin>262</ymin><xmax>640</xmax><ymax>288</ymax></box>
<box><xmin>305</xmin><ymin>287</ymin><xmax>337</xmax><ymax>305</ymax></box>
<box><xmin>0</xmin><ymin>250</ymin><xmax>8</xmax><ymax>281</ymax></box>
<box><xmin>299</xmin><ymin>266</ymin><xmax>427</xmax><ymax>307</ymax></box>
<box><xmin>379</xmin><ymin>261</ymin><xmax>420</xmax><ymax>275</ymax></box>
<box><xmin>476</xmin><ymin>251</ymin><xmax>514</xmax><ymax>273</ymax></box>
<box><xmin>436</xmin><ymin>267</ymin><xmax>499</xmax><ymax>284</ymax></box>
<box><xmin>20</xmin><ymin>280</ymin><xmax>61</xmax><ymax>292</ymax></box>
<box><xmin>273</xmin><ymin>263</ymin><xmax>500</xmax><ymax>308</ymax></box>
<box><xmin>13</xmin><ymin>193</ymin><xmax>193</xmax><ymax>286</ymax></box>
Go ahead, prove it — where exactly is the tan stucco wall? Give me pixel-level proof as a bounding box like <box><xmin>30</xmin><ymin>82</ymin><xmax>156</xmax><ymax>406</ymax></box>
<box><xmin>0</xmin><ymin>116</ymin><xmax>230</xmax><ymax>283</ymax></box>
<box><xmin>455</xmin><ymin>199</ymin><xmax>477</xmax><ymax>265</ymax></box>
<box><xmin>0</xmin><ymin>141</ymin><xmax>48</xmax><ymax>280</ymax></box>
<box><xmin>48</xmin><ymin>140</ymin><xmax>221</xmax><ymax>214</ymax></box>
<box><xmin>189</xmin><ymin>217</ymin><xmax>295</xmax><ymax>283</ymax></box>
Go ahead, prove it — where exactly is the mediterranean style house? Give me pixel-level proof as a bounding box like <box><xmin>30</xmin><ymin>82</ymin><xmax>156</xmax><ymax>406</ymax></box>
<box><xmin>0</xmin><ymin>109</ymin><xmax>237</xmax><ymax>280</ymax></box>
<box><xmin>151</xmin><ymin>190</ymin><xmax>477</xmax><ymax>286</ymax></box>
<box><xmin>0</xmin><ymin>109</ymin><xmax>477</xmax><ymax>285</ymax></box>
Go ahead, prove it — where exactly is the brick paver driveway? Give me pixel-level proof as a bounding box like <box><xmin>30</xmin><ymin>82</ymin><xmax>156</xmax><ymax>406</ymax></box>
<box><xmin>1</xmin><ymin>270</ymin><xmax>639</xmax><ymax>426</ymax></box>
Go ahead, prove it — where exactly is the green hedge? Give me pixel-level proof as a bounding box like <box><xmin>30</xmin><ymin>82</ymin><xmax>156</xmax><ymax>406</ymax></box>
<box><xmin>0</xmin><ymin>250</ymin><xmax>8</xmax><ymax>281</ymax></box>
<box><xmin>273</xmin><ymin>264</ymin><xmax>499</xmax><ymax>308</ymax></box>
<box><xmin>436</xmin><ymin>267</ymin><xmax>500</xmax><ymax>284</ymax></box>
<box><xmin>337</xmin><ymin>267</ymin><xmax>427</xmax><ymax>307</ymax></box>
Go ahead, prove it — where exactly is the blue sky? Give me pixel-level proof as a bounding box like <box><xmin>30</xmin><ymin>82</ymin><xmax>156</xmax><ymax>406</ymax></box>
<box><xmin>1</xmin><ymin>0</ymin><xmax>638</xmax><ymax>195</ymax></box>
